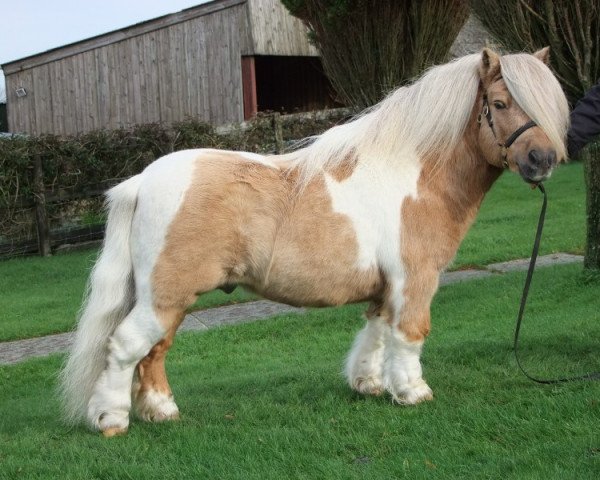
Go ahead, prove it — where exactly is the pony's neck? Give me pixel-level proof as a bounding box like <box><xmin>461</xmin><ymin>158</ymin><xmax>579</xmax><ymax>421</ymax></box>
<box><xmin>415</xmin><ymin>94</ymin><xmax>503</xmax><ymax>254</ymax></box>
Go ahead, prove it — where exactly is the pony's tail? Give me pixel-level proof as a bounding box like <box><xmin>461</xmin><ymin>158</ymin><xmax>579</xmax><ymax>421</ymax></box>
<box><xmin>60</xmin><ymin>174</ymin><xmax>143</xmax><ymax>426</ymax></box>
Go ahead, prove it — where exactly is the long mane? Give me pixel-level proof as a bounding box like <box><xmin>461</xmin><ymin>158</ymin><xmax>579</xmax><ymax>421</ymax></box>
<box><xmin>500</xmin><ymin>54</ymin><xmax>569</xmax><ymax>161</ymax></box>
<box><xmin>279</xmin><ymin>51</ymin><xmax>569</xmax><ymax>187</ymax></box>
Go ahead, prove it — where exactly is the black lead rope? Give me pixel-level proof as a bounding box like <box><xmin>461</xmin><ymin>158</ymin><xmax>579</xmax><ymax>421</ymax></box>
<box><xmin>514</xmin><ymin>183</ymin><xmax>600</xmax><ymax>384</ymax></box>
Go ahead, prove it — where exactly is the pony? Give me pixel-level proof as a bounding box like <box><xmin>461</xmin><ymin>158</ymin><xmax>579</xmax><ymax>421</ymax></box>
<box><xmin>61</xmin><ymin>48</ymin><xmax>569</xmax><ymax>436</ymax></box>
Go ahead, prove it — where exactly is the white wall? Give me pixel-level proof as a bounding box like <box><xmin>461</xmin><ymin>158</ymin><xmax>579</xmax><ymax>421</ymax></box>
<box><xmin>0</xmin><ymin>71</ymin><xmax>6</xmax><ymax>103</ymax></box>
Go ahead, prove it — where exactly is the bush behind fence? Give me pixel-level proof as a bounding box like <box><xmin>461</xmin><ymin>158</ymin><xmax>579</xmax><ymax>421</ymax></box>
<box><xmin>0</xmin><ymin>109</ymin><xmax>352</xmax><ymax>259</ymax></box>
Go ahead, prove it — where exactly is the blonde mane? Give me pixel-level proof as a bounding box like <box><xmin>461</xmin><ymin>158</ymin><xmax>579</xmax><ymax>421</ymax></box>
<box><xmin>279</xmin><ymin>51</ymin><xmax>569</xmax><ymax>187</ymax></box>
<box><xmin>500</xmin><ymin>54</ymin><xmax>569</xmax><ymax>161</ymax></box>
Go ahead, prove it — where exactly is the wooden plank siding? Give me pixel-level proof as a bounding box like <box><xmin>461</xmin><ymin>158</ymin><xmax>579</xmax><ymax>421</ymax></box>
<box><xmin>245</xmin><ymin>0</ymin><xmax>318</xmax><ymax>56</ymax></box>
<box><xmin>2</xmin><ymin>0</ymin><xmax>317</xmax><ymax>135</ymax></box>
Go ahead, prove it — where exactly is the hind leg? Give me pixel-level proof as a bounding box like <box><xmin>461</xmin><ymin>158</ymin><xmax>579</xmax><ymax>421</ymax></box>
<box><xmin>132</xmin><ymin>309</ymin><xmax>185</xmax><ymax>422</ymax></box>
<box><xmin>345</xmin><ymin>303</ymin><xmax>387</xmax><ymax>396</ymax></box>
<box><xmin>87</xmin><ymin>304</ymin><xmax>165</xmax><ymax>436</ymax></box>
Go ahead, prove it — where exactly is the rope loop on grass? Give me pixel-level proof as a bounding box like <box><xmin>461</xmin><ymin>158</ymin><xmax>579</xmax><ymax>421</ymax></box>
<box><xmin>514</xmin><ymin>183</ymin><xmax>600</xmax><ymax>384</ymax></box>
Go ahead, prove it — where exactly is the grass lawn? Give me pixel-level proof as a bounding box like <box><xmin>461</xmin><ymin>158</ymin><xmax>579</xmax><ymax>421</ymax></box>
<box><xmin>0</xmin><ymin>161</ymin><xmax>587</xmax><ymax>342</ymax></box>
<box><xmin>0</xmin><ymin>263</ymin><xmax>598</xmax><ymax>479</ymax></box>
<box><xmin>0</xmin><ymin>249</ymin><xmax>255</xmax><ymax>342</ymax></box>
<box><xmin>454</xmin><ymin>160</ymin><xmax>586</xmax><ymax>267</ymax></box>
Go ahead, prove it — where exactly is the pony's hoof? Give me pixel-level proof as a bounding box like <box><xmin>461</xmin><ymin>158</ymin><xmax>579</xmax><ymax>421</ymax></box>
<box><xmin>102</xmin><ymin>426</ymin><xmax>128</xmax><ymax>437</ymax></box>
<box><xmin>351</xmin><ymin>376</ymin><xmax>384</xmax><ymax>396</ymax></box>
<box><xmin>133</xmin><ymin>390</ymin><xmax>180</xmax><ymax>422</ymax></box>
<box><xmin>388</xmin><ymin>380</ymin><xmax>433</xmax><ymax>405</ymax></box>
<box><xmin>93</xmin><ymin>409</ymin><xmax>130</xmax><ymax>435</ymax></box>
<box><xmin>152</xmin><ymin>411</ymin><xmax>180</xmax><ymax>422</ymax></box>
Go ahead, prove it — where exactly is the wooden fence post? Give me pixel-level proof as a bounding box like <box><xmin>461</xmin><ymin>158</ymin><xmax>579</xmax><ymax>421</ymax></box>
<box><xmin>272</xmin><ymin>113</ymin><xmax>284</xmax><ymax>154</ymax></box>
<box><xmin>32</xmin><ymin>154</ymin><xmax>51</xmax><ymax>257</ymax></box>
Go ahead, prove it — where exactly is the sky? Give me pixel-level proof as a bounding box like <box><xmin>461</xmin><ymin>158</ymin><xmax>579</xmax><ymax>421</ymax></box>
<box><xmin>0</xmin><ymin>0</ymin><xmax>211</xmax><ymax>102</ymax></box>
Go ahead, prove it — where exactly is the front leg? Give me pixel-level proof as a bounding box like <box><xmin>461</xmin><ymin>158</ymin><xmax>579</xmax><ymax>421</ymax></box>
<box><xmin>382</xmin><ymin>270</ymin><xmax>438</xmax><ymax>404</ymax></box>
<box><xmin>383</xmin><ymin>321</ymin><xmax>433</xmax><ymax>404</ymax></box>
<box><xmin>345</xmin><ymin>303</ymin><xmax>387</xmax><ymax>396</ymax></box>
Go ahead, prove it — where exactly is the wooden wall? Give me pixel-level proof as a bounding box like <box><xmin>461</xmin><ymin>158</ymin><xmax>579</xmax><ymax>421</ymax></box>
<box><xmin>245</xmin><ymin>0</ymin><xmax>318</xmax><ymax>56</ymax></box>
<box><xmin>3</xmin><ymin>0</ymin><xmax>320</xmax><ymax>136</ymax></box>
<box><xmin>4</xmin><ymin>1</ymin><xmax>250</xmax><ymax>135</ymax></box>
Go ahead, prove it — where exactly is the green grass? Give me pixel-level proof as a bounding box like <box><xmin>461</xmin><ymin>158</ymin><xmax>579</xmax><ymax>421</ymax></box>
<box><xmin>454</xmin><ymin>161</ymin><xmax>586</xmax><ymax>267</ymax></box>
<box><xmin>1</xmin><ymin>264</ymin><xmax>598</xmax><ymax>479</ymax></box>
<box><xmin>0</xmin><ymin>161</ymin><xmax>586</xmax><ymax>342</ymax></box>
<box><xmin>0</xmin><ymin>250</ymin><xmax>255</xmax><ymax>342</ymax></box>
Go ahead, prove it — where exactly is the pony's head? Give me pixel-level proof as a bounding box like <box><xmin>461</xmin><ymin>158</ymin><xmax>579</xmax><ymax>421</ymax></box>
<box><xmin>477</xmin><ymin>48</ymin><xmax>569</xmax><ymax>184</ymax></box>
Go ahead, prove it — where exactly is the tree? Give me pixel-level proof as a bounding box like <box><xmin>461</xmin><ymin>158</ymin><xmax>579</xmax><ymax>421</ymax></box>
<box><xmin>281</xmin><ymin>0</ymin><xmax>469</xmax><ymax>108</ymax></box>
<box><xmin>471</xmin><ymin>0</ymin><xmax>600</xmax><ymax>271</ymax></box>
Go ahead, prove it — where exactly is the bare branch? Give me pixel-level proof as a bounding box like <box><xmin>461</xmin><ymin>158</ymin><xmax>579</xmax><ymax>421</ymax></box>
<box><xmin>518</xmin><ymin>0</ymin><xmax>546</xmax><ymax>23</ymax></box>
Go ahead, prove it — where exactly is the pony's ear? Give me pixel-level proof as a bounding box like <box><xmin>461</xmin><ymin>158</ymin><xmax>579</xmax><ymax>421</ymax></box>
<box><xmin>533</xmin><ymin>46</ymin><xmax>550</xmax><ymax>65</ymax></box>
<box><xmin>479</xmin><ymin>48</ymin><xmax>501</xmax><ymax>83</ymax></box>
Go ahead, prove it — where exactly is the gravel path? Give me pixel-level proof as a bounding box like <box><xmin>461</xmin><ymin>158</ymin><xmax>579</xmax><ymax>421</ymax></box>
<box><xmin>0</xmin><ymin>253</ymin><xmax>583</xmax><ymax>366</ymax></box>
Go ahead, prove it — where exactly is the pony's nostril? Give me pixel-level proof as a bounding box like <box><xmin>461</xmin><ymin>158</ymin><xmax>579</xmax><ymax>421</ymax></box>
<box><xmin>529</xmin><ymin>150</ymin><xmax>556</xmax><ymax>170</ymax></box>
<box><xmin>528</xmin><ymin>149</ymin><xmax>542</xmax><ymax>166</ymax></box>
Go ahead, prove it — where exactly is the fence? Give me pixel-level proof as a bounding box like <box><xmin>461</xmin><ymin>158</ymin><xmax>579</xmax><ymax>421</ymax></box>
<box><xmin>0</xmin><ymin>166</ymin><xmax>115</xmax><ymax>258</ymax></box>
<box><xmin>0</xmin><ymin>109</ymin><xmax>353</xmax><ymax>260</ymax></box>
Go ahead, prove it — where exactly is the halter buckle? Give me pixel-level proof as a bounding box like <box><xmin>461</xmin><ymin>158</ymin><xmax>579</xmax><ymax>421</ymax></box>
<box><xmin>501</xmin><ymin>146</ymin><xmax>508</xmax><ymax>167</ymax></box>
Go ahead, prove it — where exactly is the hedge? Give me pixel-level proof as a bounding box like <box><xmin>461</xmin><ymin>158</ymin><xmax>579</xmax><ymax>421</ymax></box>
<box><xmin>0</xmin><ymin>109</ymin><xmax>352</xmax><ymax>255</ymax></box>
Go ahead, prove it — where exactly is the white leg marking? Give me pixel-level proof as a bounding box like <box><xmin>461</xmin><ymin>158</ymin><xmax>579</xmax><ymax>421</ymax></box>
<box><xmin>87</xmin><ymin>306</ymin><xmax>165</xmax><ymax>432</ymax></box>
<box><xmin>383</xmin><ymin>328</ymin><xmax>433</xmax><ymax>404</ymax></box>
<box><xmin>345</xmin><ymin>315</ymin><xmax>387</xmax><ymax>395</ymax></box>
<box><xmin>132</xmin><ymin>384</ymin><xmax>180</xmax><ymax>423</ymax></box>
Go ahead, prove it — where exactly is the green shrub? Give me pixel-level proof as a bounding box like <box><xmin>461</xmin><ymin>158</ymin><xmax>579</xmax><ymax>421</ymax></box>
<box><xmin>0</xmin><ymin>111</ymin><xmax>349</xmax><ymax>248</ymax></box>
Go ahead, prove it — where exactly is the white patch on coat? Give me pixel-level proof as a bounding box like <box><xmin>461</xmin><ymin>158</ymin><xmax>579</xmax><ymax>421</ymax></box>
<box><xmin>196</xmin><ymin>148</ymin><xmax>279</xmax><ymax>168</ymax></box>
<box><xmin>326</xmin><ymin>151</ymin><xmax>430</xmax><ymax>404</ymax></box>
<box><xmin>130</xmin><ymin>149</ymin><xmax>203</xmax><ymax>305</ymax></box>
<box><xmin>324</xmin><ymin>151</ymin><xmax>421</xmax><ymax>275</ymax></box>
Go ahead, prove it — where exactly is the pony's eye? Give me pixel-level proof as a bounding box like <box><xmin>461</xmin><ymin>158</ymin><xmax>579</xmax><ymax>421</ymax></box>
<box><xmin>494</xmin><ymin>101</ymin><xmax>506</xmax><ymax>109</ymax></box>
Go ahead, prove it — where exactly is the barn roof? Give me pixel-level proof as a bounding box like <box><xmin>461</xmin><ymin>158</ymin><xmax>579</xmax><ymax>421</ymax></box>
<box><xmin>2</xmin><ymin>0</ymin><xmax>315</xmax><ymax>75</ymax></box>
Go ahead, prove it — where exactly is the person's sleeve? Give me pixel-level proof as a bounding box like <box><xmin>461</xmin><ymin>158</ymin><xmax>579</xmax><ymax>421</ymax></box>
<box><xmin>567</xmin><ymin>82</ymin><xmax>600</xmax><ymax>158</ymax></box>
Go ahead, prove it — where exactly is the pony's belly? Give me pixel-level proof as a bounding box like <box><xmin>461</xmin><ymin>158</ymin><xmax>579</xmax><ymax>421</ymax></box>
<box><xmin>251</xmin><ymin>254</ymin><xmax>384</xmax><ymax>307</ymax></box>
<box><xmin>251</xmin><ymin>266</ymin><xmax>383</xmax><ymax>307</ymax></box>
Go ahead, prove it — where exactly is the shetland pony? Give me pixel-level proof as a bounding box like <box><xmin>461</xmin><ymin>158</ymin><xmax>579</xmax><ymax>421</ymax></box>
<box><xmin>61</xmin><ymin>48</ymin><xmax>569</xmax><ymax>436</ymax></box>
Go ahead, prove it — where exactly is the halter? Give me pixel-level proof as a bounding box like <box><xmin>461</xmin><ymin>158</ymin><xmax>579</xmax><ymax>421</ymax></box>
<box><xmin>477</xmin><ymin>93</ymin><xmax>537</xmax><ymax>168</ymax></box>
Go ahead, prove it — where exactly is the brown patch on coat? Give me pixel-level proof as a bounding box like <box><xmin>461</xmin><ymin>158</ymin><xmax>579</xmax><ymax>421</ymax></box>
<box><xmin>151</xmin><ymin>151</ymin><xmax>383</xmax><ymax>325</ymax></box>
<box><xmin>398</xmin><ymin>108</ymin><xmax>502</xmax><ymax>342</ymax></box>
<box><xmin>329</xmin><ymin>152</ymin><xmax>358</xmax><ymax>182</ymax></box>
<box><xmin>151</xmin><ymin>152</ymin><xmax>287</xmax><ymax>319</ymax></box>
<box><xmin>258</xmin><ymin>172</ymin><xmax>383</xmax><ymax>307</ymax></box>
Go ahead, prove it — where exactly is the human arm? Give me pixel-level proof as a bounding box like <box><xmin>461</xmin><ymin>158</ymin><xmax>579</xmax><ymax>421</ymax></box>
<box><xmin>567</xmin><ymin>81</ymin><xmax>600</xmax><ymax>158</ymax></box>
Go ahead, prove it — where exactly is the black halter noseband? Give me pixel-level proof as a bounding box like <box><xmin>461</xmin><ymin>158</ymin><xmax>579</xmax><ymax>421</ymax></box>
<box><xmin>478</xmin><ymin>93</ymin><xmax>537</xmax><ymax>167</ymax></box>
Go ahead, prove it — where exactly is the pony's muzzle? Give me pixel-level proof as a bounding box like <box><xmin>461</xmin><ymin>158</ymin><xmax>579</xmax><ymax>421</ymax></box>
<box><xmin>517</xmin><ymin>149</ymin><xmax>557</xmax><ymax>183</ymax></box>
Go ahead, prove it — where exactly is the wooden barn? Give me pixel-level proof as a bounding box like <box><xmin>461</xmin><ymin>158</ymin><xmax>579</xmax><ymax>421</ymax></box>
<box><xmin>1</xmin><ymin>0</ymin><xmax>338</xmax><ymax>136</ymax></box>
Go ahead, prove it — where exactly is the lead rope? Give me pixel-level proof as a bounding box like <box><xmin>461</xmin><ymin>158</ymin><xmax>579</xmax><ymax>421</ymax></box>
<box><xmin>514</xmin><ymin>183</ymin><xmax>600</xmax><ymax>383</ymax></box>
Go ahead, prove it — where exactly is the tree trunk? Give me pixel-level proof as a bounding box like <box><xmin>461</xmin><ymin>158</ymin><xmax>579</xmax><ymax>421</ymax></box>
<box><xmin>32</xmin><ymin>154</ymin><xmax>51</xmax><ymax>257</ymax></box>
<box><xmin>583</xmin><ymin>145</ymin><xmax>600</xmax><ymax>270</ymax></box>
